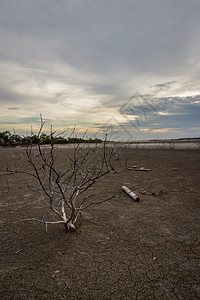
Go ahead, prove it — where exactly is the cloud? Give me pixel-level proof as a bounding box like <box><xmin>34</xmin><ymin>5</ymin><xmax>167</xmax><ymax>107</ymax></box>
<box><xmin>119</xmin><ymin>93</ymin><xmax>200</xmax><ymax>118</ymax></box>
<box><xmin>1</xmin><ymin>1</ymin><xmax>199</xmax><ymax>77</ymax></box>
<box><xmin>0</xmin><ymin>0</ymin><xmax>200</xmax><ymax>139</ymax></box>
<box><xmin>153</xmin><ymin>81</ymin><xmax>177</xmax><ymax>92</ymax></box>
<box><xmin>150</xmin><ymin>128</ymin><xmax>179</xmax><ymax>133</ymax></box>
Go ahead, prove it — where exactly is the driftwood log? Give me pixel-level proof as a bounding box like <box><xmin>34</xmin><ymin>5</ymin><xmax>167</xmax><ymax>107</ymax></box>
<box><xmin>122</xmin><ymin>185</ymin><xmax>140</xmax><ymax>202</ymax></box>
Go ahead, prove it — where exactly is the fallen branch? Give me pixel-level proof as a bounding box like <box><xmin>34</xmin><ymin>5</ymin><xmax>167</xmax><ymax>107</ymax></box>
<box><xmin>122</xmin><ymin>185</ymin><xmax>140</xmax><ymax>202</ymax></box>
<box><xmin>128</xmin><ymin>167</ymin><xmax>151</xmax><ymax>172</ymax></box>
<box><xmin>13</xmin><ymin>218</ymin><xmax>66</xmax><ymax>232</ymax></box>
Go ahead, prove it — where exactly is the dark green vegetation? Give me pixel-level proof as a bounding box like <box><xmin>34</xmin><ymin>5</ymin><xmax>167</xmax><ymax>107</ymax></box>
<box><xmin>0</xmin><ymin>131</ymin><xmax>102</xmax><ymax>146</ymax></box>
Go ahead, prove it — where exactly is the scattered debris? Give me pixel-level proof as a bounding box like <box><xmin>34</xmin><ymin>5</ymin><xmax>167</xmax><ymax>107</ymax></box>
<box><xmin>122</xmin><ymin>185</ymin><xmax>140</xmax><ymax>202</ymax></box>
<box><xmin>195</xmin><ymin>239</ymin><xmax>200</xmax><ymax>246</ymax></box>
<box><xmin>52</xmin><ymin>270</ymin><xmax>60</xmax><ymax>278</ymax></box>
<box><xmin>153</xmin><ymin>256</ymin><xmax>157</xmax><ymax>261</ymax></box>
<box><xmin>15</xmin><ymin>249</ymin><xmax>23</xmax><ymax>254</ymax></box>
<box><xmin>128</xmin><ymin>167</ymin><xmax>151</xmax><ymax>172</ymax></box>
<box><xmin>146</xmin><ymin>190</ymin><xmax>167</xmax><ymax>197</ymax></box>
<box><xmin>173</xmin><ymin>168</ymin><xmax>179</xmax><ymax>171</ymax></box>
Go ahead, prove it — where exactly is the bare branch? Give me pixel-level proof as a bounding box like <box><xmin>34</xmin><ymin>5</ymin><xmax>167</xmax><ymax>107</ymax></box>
<box><xmin>38</xmin><ymin>114</ymin><xmax>45</xmax><ymax>137</ymax></box>
<box><xmin>8</xmin><ymin>117</ymin><xmax>126</xmax><ymax>232</ymax></box>
<box><xmin>77</xmin><ymin>195</ymin><xmax>115</xmax><ymax>211</ymax></box>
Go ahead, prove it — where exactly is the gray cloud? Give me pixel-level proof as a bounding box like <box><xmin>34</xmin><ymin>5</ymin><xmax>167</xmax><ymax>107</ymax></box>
<box><xmin>153</xmin><ymin>81</ymin><xmax>177</xmax><ymax>92</ymax></box>
<box><xmin>8</xmin><ymin>107</ymin><xmax>19</xmax><ymax>110</ymax></box>
<box><xmin>0</xmin><ymin>0</ymin><xmax>200</xmax><ymax>139</ymax></box>
<box><xmin>1</xmin><ymin>0</ymin><xmax>199</xmax><ymax>74</ymax></box>
<box><xmin>119</xmin><ymin>94</ymin><xmax>200</xmax><ymax>116</ymax></box>
<box><xmin>116</xmin><ymin>94</ymin><xmax>200</xmax><ymax>138</ymax></box>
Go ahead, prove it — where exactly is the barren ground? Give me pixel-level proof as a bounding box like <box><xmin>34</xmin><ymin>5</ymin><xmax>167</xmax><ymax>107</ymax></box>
<box><xmin>0</xmin><ymin>146</ymin><xmax>200</xmax><ymax>299</ymax></box>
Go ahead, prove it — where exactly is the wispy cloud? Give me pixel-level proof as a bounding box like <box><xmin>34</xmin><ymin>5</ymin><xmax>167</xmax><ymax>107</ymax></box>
<box><xmin>8</xmin><ymin>107</ymin><xmax>19</xmax><ymax>111</ymax></box>
<box><xmin>153</xmin><ymin>81</ymin><xmax>177</xmax><ymax>92</ymax></box>
<box><xmin>151</xmin><ymin>128</ymin><xmax>179</xmax><ymax>133</ymax></box>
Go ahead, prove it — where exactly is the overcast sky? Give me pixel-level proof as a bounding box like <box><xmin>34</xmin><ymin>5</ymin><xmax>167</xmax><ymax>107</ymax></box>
<box><xmin>0</xmin><ymin>0</ymin><xmax>200</xmax><ymax>140</ymax></box>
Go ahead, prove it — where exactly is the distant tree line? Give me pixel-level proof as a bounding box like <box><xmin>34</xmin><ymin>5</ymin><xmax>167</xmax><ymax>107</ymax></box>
<box><xmin>0</xmin><ymin>131</ymin><xmax>103</xmax><ymax>146</ymax></box>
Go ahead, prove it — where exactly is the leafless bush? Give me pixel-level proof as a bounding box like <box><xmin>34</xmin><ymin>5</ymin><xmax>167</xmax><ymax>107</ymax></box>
<box><xmin>7</xmin><ymin>116</ymin><xmax>125</xmax><ymax>232</ymax></box>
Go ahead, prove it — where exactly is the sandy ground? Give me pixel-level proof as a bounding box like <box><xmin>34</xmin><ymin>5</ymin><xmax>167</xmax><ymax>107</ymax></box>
<box><xmin>0</xmin><ymin>146</ymin><xmax>200</xmax><ymax>299</ymax></box>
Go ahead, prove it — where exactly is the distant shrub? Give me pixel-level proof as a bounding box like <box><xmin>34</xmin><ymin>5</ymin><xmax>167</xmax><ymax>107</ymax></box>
<box><xmin>0</xmin><ymin>131</ymin><xmax>103</xmax><ymax>146</ymax></box>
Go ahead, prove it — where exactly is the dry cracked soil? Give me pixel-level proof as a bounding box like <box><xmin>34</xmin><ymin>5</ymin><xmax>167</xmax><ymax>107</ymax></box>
<box><xmin>0</xmin><ymin>146</ymin><xmax>200</xmax><ymax>299</ymax></box>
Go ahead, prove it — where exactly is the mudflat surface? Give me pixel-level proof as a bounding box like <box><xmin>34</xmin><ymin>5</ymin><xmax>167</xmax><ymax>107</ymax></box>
<box><xmin>0</xmin><ymin>146</ymin><xmax>200</xmax><ymax>299</ymax></box>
